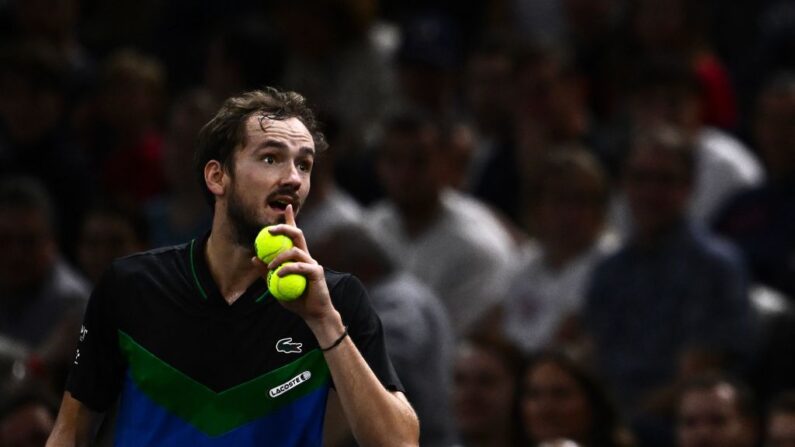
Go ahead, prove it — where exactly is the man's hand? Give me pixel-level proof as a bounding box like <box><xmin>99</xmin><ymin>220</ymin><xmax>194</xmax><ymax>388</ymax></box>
<box><xmin>250</xmin><ymin>205</ymin><xmax>341</xmax><ymax>335</ymax></box>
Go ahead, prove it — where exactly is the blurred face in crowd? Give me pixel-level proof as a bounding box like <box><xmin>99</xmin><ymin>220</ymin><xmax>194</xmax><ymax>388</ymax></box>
<box><xmin>377</xmin><ymin>126</ymin><xmax>444</xmax><ymax>217</ymax></box>
<box><xmin>624</xmin><ymin>144</ymin><xmax>691</xmax><ymax>242</ymax></box>
<box><xmin>677</xmin><ymin>384</ymin><xmax>756</xmax><ymax>447</ymax></box>
<box><xmin>0</xmin><ymin>206</ymin><xmax>56</xmax><ymax>293</ymax></box>
<box><xmin>535</xmin><ymin>168</ymin><xmax>605</xmax><ymax>266</ymax></box>
<box><xmin>465</xmin><ymin>52</ymin><xmax>515</xmax><ymax>131</ymax></box>
<box><xmin>0</xmin><ymin>73</ymin><xmax>63</xmax><ymax>145</ymax></box>
<box><xmin>515</xmin><ymin>60</ymin><xmax>585</xmax><ymax>141</ymax></box>
<box><xmin>521</xmin><ymin>360</ymin><xmax>592</xmax><ymax>444</ymax></box>
<box><xmin>77</xmin><ymin>213</ymin><xmax>144</xmax><ymax>283</ymax></box>
<box><xmin>217</xmin><ymin>115</ymin><xmax>314</xmax><ymax>245</ymax></box>
<box><xmin>632</xmin><ymin>85</ymin><xmax>702</xmax><ymax>136</ymax></box>
<box><xmin>453</xmin><ymin>344</ymin><xmax>517</xmax><ymax>441</ymax></box>
<box><xmin>753</xmin><ymin>84</ymin><xmax>795</xmax><ymax>180</ymax></box>
<box><xmin>440</xmin><ymin>123</ymin><xmax>475</xmax><ymax>190</ymax></box>
<box><xmin>768</xmin><ymin>410</ymin><xmax>795</xmax><ymax>447</ymax></box>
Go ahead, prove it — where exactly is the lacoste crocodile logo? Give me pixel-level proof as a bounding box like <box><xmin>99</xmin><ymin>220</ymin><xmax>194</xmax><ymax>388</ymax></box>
<box><xmin>276</xmin><ymin>337</ymin><xmax>303</xmax><ymax>354</ymax></box>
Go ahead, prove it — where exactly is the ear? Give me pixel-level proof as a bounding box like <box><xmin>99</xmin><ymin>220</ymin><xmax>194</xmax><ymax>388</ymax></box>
<box><xmin>204</xmin><ymin>160</ymin><xmax>227</xmax><ymax>199</ymax></box>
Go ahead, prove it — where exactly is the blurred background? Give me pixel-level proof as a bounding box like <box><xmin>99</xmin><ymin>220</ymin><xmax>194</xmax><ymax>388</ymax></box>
<box><xmin>1</xmin><ymin>0</ymin><xmax>795</xmax><ymax>446</ymax></box>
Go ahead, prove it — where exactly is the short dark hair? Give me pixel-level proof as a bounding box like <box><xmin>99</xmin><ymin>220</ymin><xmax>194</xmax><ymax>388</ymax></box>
<box><xmin>678</xmin><ymin>372</ymin><xmax>757</xmax><ymax>420</ymax></box>
<box><xmin>0</xmin><ymin>177</ymin><xmax>55</xmax><ymax>228</ymax></box>
<box><xmin>626</xmin><ymin>124</ymin><xmax>697</xmax><ymax>182</ymax></box>
<box><xmin>194</xmin><ymin>87</ymin><xmax>328</xmax><ymax>206</ymax></box>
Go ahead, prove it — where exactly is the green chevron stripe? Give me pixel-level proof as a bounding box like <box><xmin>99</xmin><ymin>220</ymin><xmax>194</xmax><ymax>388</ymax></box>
<box><xmin>118</xmin><ymin>331</ymin><xmax>330</xmax><ymax>436</ymax></box>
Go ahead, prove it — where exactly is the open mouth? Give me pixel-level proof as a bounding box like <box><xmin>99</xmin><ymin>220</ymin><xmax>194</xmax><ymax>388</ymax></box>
<box><xmin>267</xmin><ymin>196</ymin><xmax>298</xmax><ymax>212</ymax></box>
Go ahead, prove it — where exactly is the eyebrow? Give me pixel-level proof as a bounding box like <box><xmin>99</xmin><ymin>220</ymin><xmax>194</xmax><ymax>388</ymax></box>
<box><xmin>257</xmin><ymin>139</ymin><xmax>315</xmax><ymax>157</ymax></box>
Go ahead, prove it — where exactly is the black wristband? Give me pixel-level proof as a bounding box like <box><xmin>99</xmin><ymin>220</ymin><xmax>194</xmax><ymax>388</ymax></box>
<box><xmin>320</xmin><ymin>326</ymin><xmax>349</xmax><ymax>352</ymax></box>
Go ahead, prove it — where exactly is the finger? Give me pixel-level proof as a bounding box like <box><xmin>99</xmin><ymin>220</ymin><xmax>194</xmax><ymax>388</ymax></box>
<box><xmin>268</xmin><ymin>247</ymin><xmax>317</xmax><ymax>271</ymax></box>
<box><xmin>285</xmin><ymin>204</ymin><xmax>297</xmax><ymax>227</ymax></box>
<box><xmin>267</xmin><ymin>223</ymin><xmax>309</xmax><ymax>253</ymax></box>
<box><xmin>251</xmin><ymin>257</ymin><xmax>269</xmax><ymax>276</ymax></box>
<box><xmin>273</xmin><ymin>261</ymin><xmax>324</xmax><ymax>280</ymax></box>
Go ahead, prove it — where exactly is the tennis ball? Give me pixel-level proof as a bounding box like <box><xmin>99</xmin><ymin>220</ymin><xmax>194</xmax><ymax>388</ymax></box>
<box><xmin>267</xmin><ymin>263</ymin><xmax>307</xmax><ymax>301</ymax></box>
<box><xmin>254</xmin><ymin>226</ymin><xmax>293</xmax><ymax>264</ymax></box>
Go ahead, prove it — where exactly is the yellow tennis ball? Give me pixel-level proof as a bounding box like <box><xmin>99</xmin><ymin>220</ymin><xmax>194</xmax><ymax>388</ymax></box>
<box><xmin>254</xmin><ymin>226</ymin><xmax>293</xmax><ymax>264</ymax></box>
<box><xmin>267</xmin><ymin>263</ymin><xmax>307</xmax><ymax>301</ymax></box>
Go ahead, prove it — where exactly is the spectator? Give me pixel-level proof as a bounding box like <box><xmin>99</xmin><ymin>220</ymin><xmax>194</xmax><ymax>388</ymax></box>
<box><xmin>584</xmin><ymin>126</ymin><xmax>754</xmax><ymax>416</ymax></box>
<box><xmin>0</xmin><ymin>177</ymin><xmax>89</xmax><ymax>391</ymax></box>
<box><xmin>513</xmin><ymin>43</ymin><xmax>591</xmax><ymax>179</ymax></box>
<box><xmin>766</xmin><ymin>390</ymin><xmax>795</xmax><ymax>447</ymax></box>
<box><xmin>277</xmin><ymin>0</ymin><xmax>395</xmax><ymax>151</ymax></box>
<box><xmin>395</xmin><ymin>12</ymin><xmax>461</xmax><ymax>119</ymax></box>
<box><xmin>499</xmin><ymin>147</ymin><xmax>616</xmax><ymax>353</ymax></box>
<box><xmin>460</xmin><ymin>36</ymin><xmax>522</xmax><ymax>222</ymax></box>
<box><xmin>714</xmin><ymin>73</ymin><xmax>795</xmax><ymax>300</ymax></box>
<box><xmin>0</xmin><ymin>40</ymin><xmax>95</xmax><ymax>257</ymax></box>
<box><xmin>619</xmin><ymin>58</ymin><xmax>764</xmax><ymax>226</ymax></box>
<box><xmin>143</xmin><ymin>88</ymin><xmax>215</xmax><ymax>247</ymax></box>
<box><xmin>313</xmin><ymin>224</ymin><xmax>455</xmax><ymax>447</ymax></box>
<box><xmin>76</xmin><ymin>202</ymin><xmax>148</xmax><ymax>284</ymax></box>
<box><xmin>520</xmin><ymin>350</ymin><xmax>634</xmax><ymax>447</ymax></box>
<box><xmin>366</xmin><ymin>109</ymin><xmax>516</xmax><ymax>335</ymax></box>
<box><xmin>296</xmin><ymin>116</ymin><xmax>364</xmax><ymax>246</ymax></box>
<box><xmin>626</xmin><ymin>0</ymin><xmax>738</xmax><ymax>130</ymax></box>
<box><xmin>676</xmin><ymin>373</ymin><xmax>758</xmax><ymax>447</ymax></box>
<box><xmin>86</xmin><ymin>48</ymin><xmax>167</xmax><ymax>206</ymax></box>
<box><xmin>453</xmin><ymin>334</ymin><xmax>523</xmax><ymax>447</ymax></box>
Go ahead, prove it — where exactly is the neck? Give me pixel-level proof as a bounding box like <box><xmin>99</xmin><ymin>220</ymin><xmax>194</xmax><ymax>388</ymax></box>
<box><xmin>398</xmin><ymin>196</ymin><xmax>442</xmax><ymax>238</ymax></box>
<box><xmin>205</xmin><ymin>215</ymin><xmax>262</xmax><ymax>305</ymax></box>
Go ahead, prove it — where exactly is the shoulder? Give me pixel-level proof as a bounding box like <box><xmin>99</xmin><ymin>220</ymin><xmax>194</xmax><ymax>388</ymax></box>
<box><xmin>686</xmin><ymin>225</ymin><xmax>745</xmax><ymax>270</ymax></box>
<box><xmin>698</xmin><ymin>128</ymin><xmax>764</xmax><ymax>180</ymax></box>
<box><xmin>440</xmin><ymin>190</ymin><xmax>515</xmax><ymax>254</ymax></box>
<box><xmin>108</xmin><ymin>242</ymin><xmax>190</xmax><ymax>282</ymax></box>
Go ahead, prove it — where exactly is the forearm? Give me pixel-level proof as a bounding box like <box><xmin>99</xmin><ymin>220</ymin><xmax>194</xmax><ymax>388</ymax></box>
<box><xmin>310</xmin><ymin>313</ymin><xmax>419</xmax><ymax>447</ymax></box>
<box><xmin>46</xmin><ymin>392</ymin><xmax>97</xmax><ymax>447</ymax></box>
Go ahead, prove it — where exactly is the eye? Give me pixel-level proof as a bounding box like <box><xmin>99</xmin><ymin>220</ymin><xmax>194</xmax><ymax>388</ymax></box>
<box><xmin>298</xmin><ymin>160</ymin><xmax>313</xmax><ymax>172</ymax></box>
<box><xmin>262</xmin><ymin>155</ymin><xmax>276</xmax><ymax>164</ymax></box>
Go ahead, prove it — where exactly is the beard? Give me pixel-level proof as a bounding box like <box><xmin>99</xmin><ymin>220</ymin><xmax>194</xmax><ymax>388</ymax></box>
<box><xmin>226</xmin><ymin>183</ymin><xmax>276</xmax><ymax>249</ymax></box>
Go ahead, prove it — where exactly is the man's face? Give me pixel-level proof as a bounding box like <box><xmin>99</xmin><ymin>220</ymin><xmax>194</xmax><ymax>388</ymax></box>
<box><xmin>377</xmin><ymin>128</ymin><xmax>442</xmax><ymax>215</ymax></box>
<box><xmin>677</xmin><ymin>386</ymin><xmax>755</xmax><ymax>447</ymax></box>
<box><xmin>624</xmin><ymin>145</ymin><xmax>691</xmax><ymax>239</ymax></box>
<box><xmin>0</xmin><ymin>207</ymin><xmax>56</xmax><ymax>292</ymax></box>
<box><xmin>535</xmin><ymin>172</ymin><xmax>604</xmax><ymax>259</ymax></box>
<box><xmin>768</xmin><ymin>412</ymin><xmax>795</xmax><ymax>447</ymax></box>
<box><xmin>221</xmin><ymin>115</ymin><xmax>314</xmax><ymax>246</ymax></box>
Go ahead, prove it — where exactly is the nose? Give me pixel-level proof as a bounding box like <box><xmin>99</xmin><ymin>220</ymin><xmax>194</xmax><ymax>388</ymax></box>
<box><xmin>279</xmin><ymin>161</ymin><xmax>303</xmax><ymax>189</ymax></box>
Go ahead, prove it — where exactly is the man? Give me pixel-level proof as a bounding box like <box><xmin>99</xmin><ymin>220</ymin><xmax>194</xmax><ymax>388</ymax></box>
<box><xmin>366</xmin><ymin>109</ymin><xmax>516</xmax><ymax>336</ymax></box>
<box><xmin>584</xmin><ymin>126</ymin><xmax>753</xmax><ymax>415</ymax></box>
<box><xmin>624</xmin><ymin>58</ymin><xmax>764</xmax><ymax>224</ymax></box>
<box><xmin>676</xmin><ymin>374</ymin><xmax>758</xmax><ymax>447</ymax></box>
<box><xmin>714</xmin><ymin>73</ymin><xmax>795</xmax><ymax>300</ymax></box>
<box><xmin>46</xmin><ymin>88</ymin><xmax>419</xmax><ymax>446</ymax></box>
<box><xmin>767</xmin><ymin>391</ymin><xmax>795</xmax><ymax>447</ymax></box>
<box><xmin>0</xmin><ymin>177</ymin><xmax>90</xmax><ymax>385</ymax></box>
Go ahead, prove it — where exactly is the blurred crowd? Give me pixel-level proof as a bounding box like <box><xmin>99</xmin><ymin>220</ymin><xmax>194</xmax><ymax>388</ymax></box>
<box><xmin>1</xmin><ymin>0</ymin><xmax>795</xmax><ymax>446</ymax></box>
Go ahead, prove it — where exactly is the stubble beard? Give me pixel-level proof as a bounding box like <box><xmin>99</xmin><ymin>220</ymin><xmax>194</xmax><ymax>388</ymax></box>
<box><xmin>226</xmin><ymin>182</ymin><xmax>280</xmax><ymax>250</ymax></box>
